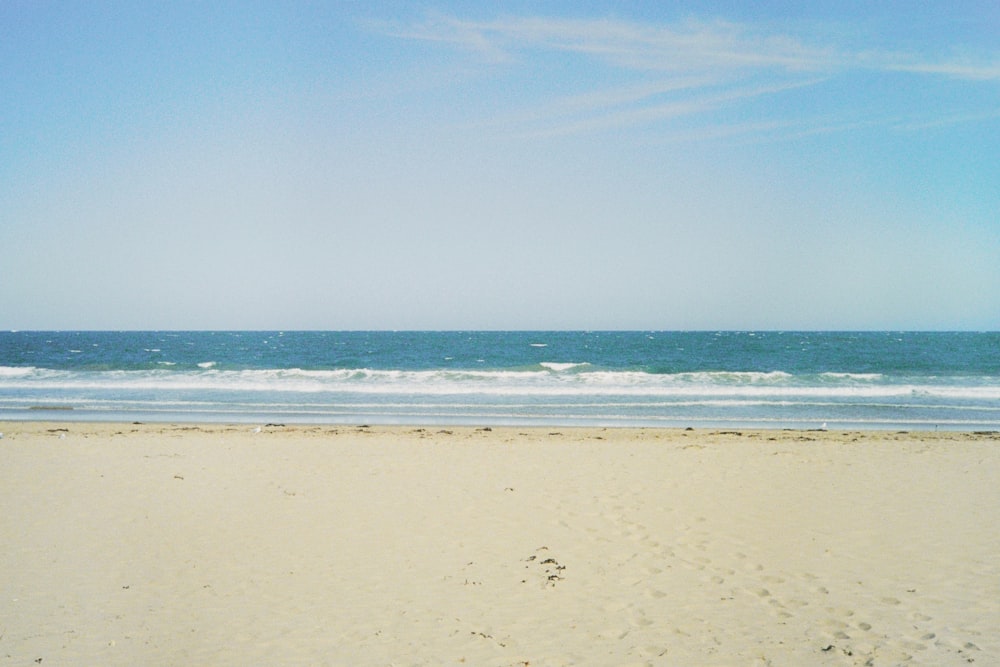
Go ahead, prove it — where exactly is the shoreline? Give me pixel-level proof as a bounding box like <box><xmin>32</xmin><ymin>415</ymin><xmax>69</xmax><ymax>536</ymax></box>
<box><xmin>2</xmin><ymin>422</ymin><xmax>997</xmax><ymax>665</ymax></box>
<box><xmin>4</xmin><ymin>418</ymin><xmax>999</xmax><ymax>436</ymax></box>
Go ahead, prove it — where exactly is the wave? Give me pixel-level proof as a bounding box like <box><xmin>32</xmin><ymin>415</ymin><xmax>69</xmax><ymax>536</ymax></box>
<box><xmin>819</xmin><ymin>372</ymin><xmax>884</xmax><ymax>381</ymax></box>
<box><xmin>540</xmin><ymin>362</ymin><xmax>591</xmax><ymax>372</ymax></box>
<box><xmin>2</xmin><ymin>366</ymin><xmax>999</xmax><ymax>402</ymax></box>
<box><xmin>0</xmin><ymin>365</ymin><xmax>38</xmax><ymax>378</ymax></box>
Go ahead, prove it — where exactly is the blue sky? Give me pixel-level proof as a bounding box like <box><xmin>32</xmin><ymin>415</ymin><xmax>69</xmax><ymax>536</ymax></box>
<box><xmin>2</xmin><ymin>1</ymin><xmax>998</xmax><ymax>330</ymax></box>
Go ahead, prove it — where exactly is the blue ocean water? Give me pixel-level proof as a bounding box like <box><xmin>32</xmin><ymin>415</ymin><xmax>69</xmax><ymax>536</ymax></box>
<box><xmin>1</xmin><ymin>331</ymin><xmax>998</xmax><ymax>430</ymax></box>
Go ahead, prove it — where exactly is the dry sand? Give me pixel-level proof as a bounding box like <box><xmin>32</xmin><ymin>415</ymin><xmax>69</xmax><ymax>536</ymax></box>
<box><xmin>1</xmin><ymin>422</ymin><xmax>998</xmax><ymax>666</ymax></box>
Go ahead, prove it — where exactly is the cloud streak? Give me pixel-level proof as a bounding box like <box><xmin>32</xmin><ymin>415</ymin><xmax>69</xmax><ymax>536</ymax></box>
<box><xmin>389</xmin><ymin>13</ymin><xmax>1000</xmax><ymax>140</ymax></box>
<box><xmin>515</xmin><ymin>78</ymin><xmax>826</xmax><ymax>139</ymax></box>
<box><xmin>398</xmin><ymin>15</ymin><xmax>838</xmax><ymax>72</ymax></box>
<box><xmin>398</xmin><ymin>14</ymin><xmax>1000</xmax><ymax>79</ymax></box>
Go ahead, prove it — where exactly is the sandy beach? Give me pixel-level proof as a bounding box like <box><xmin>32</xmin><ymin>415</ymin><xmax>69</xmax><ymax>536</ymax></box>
<box><xmin>1</xmin><ymin>423</ymin><xmax>997</xmax><ymax>666</ymax></box>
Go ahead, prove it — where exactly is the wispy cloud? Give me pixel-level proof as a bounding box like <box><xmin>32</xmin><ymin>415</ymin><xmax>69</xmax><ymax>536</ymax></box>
<box><xmin>385</xmin><ymin>13</ymin><xmax>1000</xmax><ymax>140</ymax></box>
<box><xmin>515</xmin><ymin>78</ymin><xmax>825</xmax><ymax>139</ymax></box>
<box><xmin>395</xmin><ymin>14</ymin><xmax>1000</xmax><ymax>79</ymax></box>
<box><xmin>885</xmin><ymin>60</ymin><xmax>1000</xmax><ymax>80</ymax></box>
<box><xmin>893</xmin><ymin>108</ymin><xmax>1000</xmax><ymax>131</ymax></box>
<box><xmin>395</xmin><ymin>15</ymin><xmax>839</xmax><ymax>72</ymax></box>
<box><xmin>481</xmin><ymin>76</ymin><xmax>717</xmax><ymax>137</ymax></box>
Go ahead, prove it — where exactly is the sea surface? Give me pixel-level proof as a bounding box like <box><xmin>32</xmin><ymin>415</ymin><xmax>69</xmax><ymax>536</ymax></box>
<box><xmin>1</xmin><ymin>331</ymin><xmax>998</xmax><ymax>430</ymax></box>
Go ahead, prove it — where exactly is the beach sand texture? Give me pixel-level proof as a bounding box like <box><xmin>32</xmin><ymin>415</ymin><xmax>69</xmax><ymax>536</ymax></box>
<box><xmin>1</xmin><ymin>423</ymin><xmax>997</xmax><ymax>666</ymax></box>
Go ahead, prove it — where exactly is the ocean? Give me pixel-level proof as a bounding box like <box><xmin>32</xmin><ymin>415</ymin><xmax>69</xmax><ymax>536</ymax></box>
<box><xmin>1</xmin><ymin>331</ymin><xmax>998</xmax><ymax>430</ymax></box>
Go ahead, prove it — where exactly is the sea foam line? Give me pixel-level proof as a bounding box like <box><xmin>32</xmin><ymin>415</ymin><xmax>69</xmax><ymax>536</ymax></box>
<box><xmin>4</xmin><ymin>401</ymin><xmax>995</xmax><ymax>429</ymax></box>
<box><xmin>2</xmin><ymin>367</ymin><xmax>998</xmax><ymax>400</ymax></box>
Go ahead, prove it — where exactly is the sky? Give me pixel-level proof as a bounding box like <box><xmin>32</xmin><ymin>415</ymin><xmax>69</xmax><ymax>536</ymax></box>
<box><xmin>2</xmin><ymin>1</ymin><xmax>998</xmax><ymax>330</ymax></box>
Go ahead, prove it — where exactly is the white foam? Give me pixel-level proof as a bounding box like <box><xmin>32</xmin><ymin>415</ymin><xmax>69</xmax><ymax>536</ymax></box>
<box><xmin>0</xmin><ymin>366</ymin><xmax>37</xmax><ymax>378</ymax></box>
<box><xmin>0</xmin><ymin>366</ymin><xmax>994</xmax><ymax>399</ymax></box>
<box><xmin>540</xmin><ymin>362</ymin><xmax>591</xmax><ymax>372</ymax></box>
<box><xmin>820</xmin><ymin>372</ymin><xmax>884</xmax><ymax>381</ymax></box>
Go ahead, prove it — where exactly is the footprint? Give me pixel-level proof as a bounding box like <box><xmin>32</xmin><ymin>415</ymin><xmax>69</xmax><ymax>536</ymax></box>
<box><xmin>825</xmin><ymin>607</ymin><xmax>854</xmax><ymax>618</ymax></box>
<box><xmin>640</xmin><ymin>645</ymin><xmax>669</xmax><ymax>658</ymax></box>
<box><xmin>601</xmin><ymin>601</ymin><xmax>631</xmax><ymax>614</ymax></box>
<box><xmin>596</xmin><ymin>627</ymin><xmax>629</xmax><ymax>641</ymax></box>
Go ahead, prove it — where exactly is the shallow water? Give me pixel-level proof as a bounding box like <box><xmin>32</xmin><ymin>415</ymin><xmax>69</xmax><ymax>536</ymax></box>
<box><xmin>2</xmin><ymin>331</ymin><xmax>998</xmax><ymax>429</ymax></box>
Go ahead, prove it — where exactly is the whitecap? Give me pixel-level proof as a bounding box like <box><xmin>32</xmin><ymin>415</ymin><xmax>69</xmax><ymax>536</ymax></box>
<box><xmin>540</xmin><ymin>362</ymin><xmax>591</xmax><ymax>372</ymax></box>
<box><xmin>819</xmin><ymin>372</ymin><xmax>883</xmax><ymax>381</ymax></box>
<box><xmin>0</xmin><ymin>366</ymin><xmax>37</xmax><ymax>378</ymax></box>
<box><xmin>197</xmin><ymin>361</ymin><xmax>217</xmax><ymax>369</ymax></box>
